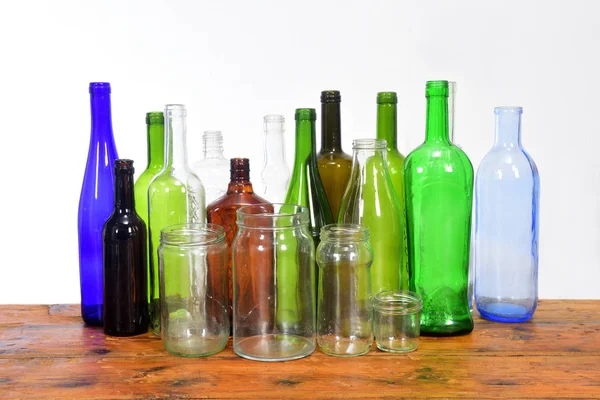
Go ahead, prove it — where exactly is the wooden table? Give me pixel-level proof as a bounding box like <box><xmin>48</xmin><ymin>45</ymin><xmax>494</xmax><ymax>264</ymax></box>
<box><xmin>1</xmin><ymin>301</ymin><xmax>599</xmax><ymax>399</ymax></box>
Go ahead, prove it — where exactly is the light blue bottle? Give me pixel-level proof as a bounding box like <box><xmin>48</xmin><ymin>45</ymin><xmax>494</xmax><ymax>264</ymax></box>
<box><xmin>474</xmin><ymin>107</ymin><xmax>539</xmax><ymax>323</ymax></box>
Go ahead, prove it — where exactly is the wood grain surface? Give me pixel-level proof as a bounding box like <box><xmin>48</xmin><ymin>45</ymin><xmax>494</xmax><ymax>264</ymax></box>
<box><xmin>1</xmin><ymin>301</ymin><xmax>599</xmax><ymax>399</ymax></box>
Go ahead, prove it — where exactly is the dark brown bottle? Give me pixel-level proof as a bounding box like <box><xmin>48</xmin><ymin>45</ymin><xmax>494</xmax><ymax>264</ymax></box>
<box><xmin>317</xmin><ymin>90</ymin><xmax>352</xmax><ymax>219</ymax></box>
<box><xmin>206</xmin><ymin>158</ymin><xmax>270</xmax><ymax>326</ymax></box>
<box><xmin>102</xmin><ymin>159</ymin><xmax>148</xmax><ymax>336</ymax></box>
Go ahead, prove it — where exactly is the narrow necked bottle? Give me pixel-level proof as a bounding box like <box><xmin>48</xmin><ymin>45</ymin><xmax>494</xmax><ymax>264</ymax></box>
<box><xmin>147</xmin><ymin>104</ymin><xmax>205</xmax><ymax>334</ymax></box>
<box><xmin>475</xmin><ymin>107</ymin><xmax>539</xmax><ymax>323</ymax></box>
<box><xmin>103</xmin><ymin>159</ymin><xmax>148</xmax><ymax>336</ymax></box>
<box><xmin>134</xmin><ymin>112</ymin><xmax>164</xmax><ymax>309</ymax></box>
<box><xmin>404</xmin><ymin>80</ymin><xmax>474</xmax><ymax>336</ymax></box>
<box><xmin>376</xmin><ymin>92</ymin><xmax>409</xmax><ymax>289</ymax></box>
<box><xmin>78</xmin><ymin>82</ymin><xmax>119</xmax><ymax>326</ymax></box>
<box><xmin>206</xmin><ymin>158</ymin><xmax>269</xmax><ymax>327</ymax></box>
<box><xmin>285</xmin><ymin>108</ymin><xmax>334</xmax><ymax>244</ymax></box>
<box><xmin>260</xmin><ymin>115</ymin><xmax>290</xmax><ymax>202</ymax></box>
<box><xmin>317</xmin><ymin>91</ymin><xmax>352</xmax><ymax>219</ymax></box>
<box><xmin>339</xmin><ymin>139</ymin><xmax>406</xmax><ymax>295</ymax></box>
<box><xmin>192</xmin><ymin>130</ymin><xmax>229</xmax><ymax>206</ymax></box>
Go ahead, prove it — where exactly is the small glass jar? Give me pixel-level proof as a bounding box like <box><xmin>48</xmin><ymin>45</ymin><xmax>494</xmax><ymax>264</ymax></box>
<box><xmin>373</xmin><ymin>291</ymin><xmax>422</xmax><ymax>353</ymax></box>
<box><xmin>233</xmin><ymin>203</ymin><xmax>315</xmax><ymax>362</ymax></box>
<box><xmin>159</xmin><ymin>224</ymin><xmax>228</xmax><ymax>357</ymax></box>
<box><xmin>316</xmin><ymin>224</ymin><xmax>374</xmax><ymax>357</ymax></box>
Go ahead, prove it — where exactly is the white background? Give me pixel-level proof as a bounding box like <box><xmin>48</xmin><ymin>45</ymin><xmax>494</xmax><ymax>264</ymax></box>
<box><xmin>1</xmin><ymin>0</ymin><xmax>598</xmax><ymax>303</ymax></box>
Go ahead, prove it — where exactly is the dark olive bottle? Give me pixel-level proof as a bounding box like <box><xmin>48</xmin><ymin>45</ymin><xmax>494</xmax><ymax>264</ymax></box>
<box><xmin>103</xmin><ymin>159</ymin><xmax>148</xmax><ymax>336</ymax></box>
<box><xmin>317</xmin><ymin>90</ymin><xmax>352</xmax><ymax>219</ymax></box>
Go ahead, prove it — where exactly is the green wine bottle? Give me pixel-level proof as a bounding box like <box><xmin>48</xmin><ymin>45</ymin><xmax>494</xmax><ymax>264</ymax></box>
<box><xmin>404</xmin><ymin>80</ymin><xmax>474</xmax><ymax>336</ymax></box>
<box><xmin>134</xmin><ymin>112</ymin><xmax>164</xmax><ymax>309</ymax></box>
<box><xmin>376</xmin><ymin>92</ymin><xmax>409</xmax><ymax>290</ymax></box>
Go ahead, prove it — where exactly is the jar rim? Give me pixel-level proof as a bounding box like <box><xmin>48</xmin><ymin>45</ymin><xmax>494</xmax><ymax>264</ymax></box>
<box><xmin>160</xmin><ymin>223</ymin><xmax>225</xmax><ymax>245</ymax></box>
<box><xmin>236</xmin><ymin>203</ymin><xmax>309</xmax><ymax>229</ymax></box>
<box><xmin>352</xmin><ymin>138</ymin><xmax>387</xmax><ymax>150</ymax></box>
<box><xmin>374</xmin><ymin>290</ymin><xmax>422</xmax><ymax>314</ymax></box>
<box><xmin>320</xmin><ymin>223</ymin><xmax>370</xmax><ymax>241</ymax></box>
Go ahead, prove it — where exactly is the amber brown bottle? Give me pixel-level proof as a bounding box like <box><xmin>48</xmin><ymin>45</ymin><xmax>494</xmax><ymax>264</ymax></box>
<box><xmin>206</xmin><ymin>158</ymin><xmax>270</xmax><ymax>326</ymax></box>
<box><xmin>102</xmin><ymin>159</ymin><xmax>148</xmax><ymax>336</ymax></box>
<box><xmin>317</xmin><ymin>90</ymin><xmax>352</xmax><ymax>219</ymax></box>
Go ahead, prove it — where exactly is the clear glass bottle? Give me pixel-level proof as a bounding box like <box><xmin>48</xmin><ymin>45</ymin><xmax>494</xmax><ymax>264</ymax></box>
<box><xmin>376</xmin><ymin>92</ymin><xmax>409</xmax><ymax>289</ymax></box>
<box><xmin>192</xmin><ymin>130</ymin><xmax>229</xmax><ymax>206</ymax></box>
<box><xmin>260</xmin><ymin>115</ymin><xmax>290</xmax><ymax>203</ymax></box>
<box><xmin>316</xmin><ymin>224</ymin><xmax>373</xmax><ymax>357</ymax></box>
<box><xmin>317</xmin><ymin>90</ymin><xmax>352</xmax><ymax>219</ymax></box>
<box><xmin>475</xmin><ymin>107</ymin><xmax>540</xmax><ymax>323</ymax></box>
<box><xmin>103</xmin><ymin>160</ymin><xmax>148</xmax><ymax>337</ymax></box>
<box><xmin>78</xmin><ymin>82</ymin><xmax>119</xmax><ymax>326</ymax></box>
<box><xmin>404</xmin><ymin>80</ymin><xmax>474</xmax><ymax>336</ymax></box>
<box><xmin>148</xmin><ymin>104</ymin><xmax>205</xmax><ymax>335</ymax></box>
<box><xmin>233</xmin><ymin>204</ymin><xmax>315</xmax><ymax>362</ymax></box>
<box><xmin>339</xmin><ymin>139</ymin><xmax>406</xmax><ymax>294</ymax></box>
<box><xmin>159</xmin><ymin>224</ymin><xmax>229</xmax><ymax>357</ymax></box>
<box><xmin>134</xmin><ymin>111</ymin><xmax>164</xmax><ymax>311</ymax></box>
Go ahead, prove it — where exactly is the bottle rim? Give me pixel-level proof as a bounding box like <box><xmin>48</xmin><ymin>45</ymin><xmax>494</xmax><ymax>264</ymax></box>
<box><xmin>146</xmin><ymin>112</ymin><xmax>164</xmax><ymax>125</ymax></box>
<box><xmin>160</xmin><ymin>223</ymin><xmax>225</xmax><ymax>246</ymax></box>
<box><xmin>89</xmin><ymin>82</ymin><xmax>111</xmax><ymax>94</ymax></box>
<box><xmin>494</xmin><ymin>106</ymin><xmax>523</xmax><ymax>115</ymax></box>
<box><xmin>377</xmin><ymin>92</ymin><xmax>397</xmax><ymax>104</ymax></box>
<box><xmin>373</xmin><ymin>290</ymin><xmax>422</xmax><ymax>314</ymax></box>
<box><xmin>236</xmin><ymin>203</ymin><xmax>309</xmax><ymax>229</ymax></box>
<box><xmin>352</xmin><ymin>138</ymin><xmax>387</xmax><ymax>150</ymax></box>
<box><xmin>165</xmin><ymin>104</ymin><xmax>186</xmax><ymax>116</ymax></box>
<box><xmin>320</xmin><ymin>223</ymin><xmax>370</xmax><ymax>242</ymax></box>
<box><xmin>264</xmin><ymin>114</ymin><xmax>285</xmax><ymax>123</ymax></box>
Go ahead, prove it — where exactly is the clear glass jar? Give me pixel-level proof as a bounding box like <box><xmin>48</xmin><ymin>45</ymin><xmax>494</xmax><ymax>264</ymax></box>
<box><xmin>159</xmin><ymin>223</ymin><xmax>228</xmax><ymax>357</ymax></box>
<box><xmin>373</xmin><ymin>290</ymin><xmax>422</xmax><ymax>353</ymax></box>
<box><xmin>233</xmin><ymin>203</ymin><xmax>315</xmax><ymax>361</ymax></box>
<box><xmin>316</xmin><ymin>224</ymin><xmax>374</xmax><ymax>357</ymax></box>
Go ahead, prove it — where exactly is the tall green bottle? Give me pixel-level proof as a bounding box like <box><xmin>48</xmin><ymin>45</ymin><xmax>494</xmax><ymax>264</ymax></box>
<box><xmin>376</xmin><ymin>92</ymin><xmax>409</xmax><ymax>290</ymax></box>
<box><xmin>134</xmin><ymin>112</ymin><xmax>164</xmax><ymax>307</ymax></box>
<box><xmin>404</xmin><ymin>80</ymin><xmax>474</xmax><ymax>336</ymax></box>
<box><xmin>317</xmin><ymin>91</ymin><xmax>352</xmax><ymax>220</ymax></box>
<box><xmin>278</xmin><ymin>108</ymin><xmax>334</xmax><ymax>328</ymax></box>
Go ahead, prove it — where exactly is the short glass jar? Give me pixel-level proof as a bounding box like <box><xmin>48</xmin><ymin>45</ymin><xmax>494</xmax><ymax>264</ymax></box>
<box><xmin>373</xmin><ymin>290</ymin><xmax>422</xmax><ymax>353</ymax></box>
<box><xmin>158</xmin><ymin>224</ymin><xmax>229</xmax><ymax>357</ymax></box>
<box><xmin>316</xmin><ymin>224</ymin><xmax>374</xmax><ymax>357</ymax></box>
<box><xmin>233</xmin><ymin>203</ymin><xmax>316</xmax><ymax>362</ymax></box>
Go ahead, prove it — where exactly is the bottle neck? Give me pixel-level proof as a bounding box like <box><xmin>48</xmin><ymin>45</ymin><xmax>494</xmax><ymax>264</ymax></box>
<box><xmin>294</xmin><ymin>119</ymin><xmax>318</xmax><ymax>166</ymax></box>
<box><xmin>203</xmin><ymin>131</ymin><xmax>226</xmax><ymax>160</ymax></box>
<box><xmin>264</xmin><ymin>129</ymin><xmax>286</xmax><ymax>164</ymax></box>
<box><xmin>114</xmin><ymin>170</ymin><xmax>135</xmax><ymax>212</ymax></box>
<box><xmin>376</xmin><ymin>103</ymin><xmax>397</xmax><ymax>150</ymax></box>
<box><xmin>90</xmin><ymin>93</ymin><xmax>113</xmax><ymax>141</ymax></box>
<box><xmin>494</xmin><ymin>112</ymin><xmax>522</xmax><ymax>148</ymax></box>
<box><xmin>425</xmin><ymin>95</ymin><xmax>450</xmax><ymax>143</ymax></box>
<box><xmin>165</xmin><ymin>111</ymin><xmax>189</xmax><ymax>170</ymax></box>
<box><xmin>228</xmin><ymin>170</ymin><xmax>254</xmax><ymax>193</ymax></box>
<box><xmin>321</xmin><ymin>102</ymin><xmax>342</xmax><ymax>152</ymax></box>
<box><xmin>147</xmin><ymin>123</ymin><xmax>164</xmax><ymax>169</ymax></box>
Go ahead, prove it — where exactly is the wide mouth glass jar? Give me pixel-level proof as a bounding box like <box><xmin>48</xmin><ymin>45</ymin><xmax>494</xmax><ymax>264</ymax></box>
<box><xmin>373</xmin><ymin>290</ymin><xmax>422</xmax><ymax>353</ymax></box>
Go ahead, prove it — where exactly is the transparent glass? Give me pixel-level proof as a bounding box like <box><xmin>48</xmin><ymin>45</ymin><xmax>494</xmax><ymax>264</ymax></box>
<box><xmin>78</xmin><ymin>82</ymin><xmax>119</xmax><ymax>326</ymax></box>
<box><xmin>404</xmin><ymin>80</ymin><xmax>474</xmax><ymax>336</ymax></box>
<box><xmin>373</xmin><ymin>291</ymin><xmax>422</xmax><ymax>353</ymax></box>
<box><xmin>448</xmin><ymin>81</ymin><xmax>456</xmax><ymax>143</ymax></box>
<box><xmin>192</xmin><ymin>130</ymin><xmax>229</xmax><ymax>206</ymax></box>
<box><xmin>233</xmin><ymin>204</ymin><xmax>315</xmax><ymax>362</ymax></box>
<box><xmin>316</xmin><ymin>224</ymin><xmax>374</xmax><ymax>357</ymax></box>
<box><xmin>376</xmin><ymin>92</ymin><xmax>409</xmax><ymax>289</ymax></box>
<box><xmin>159</xmin><ymin>224</ymin><xmax>228</xmax><ymax>357</ymax></box>
<box><xmin>317</xmin><ymin>91</ymin><xmax>352</xmax><ymax>218</ymax></box>
<box><xmin>148</xmin><ymin>104</ymin><xmax>205</xmax><ymax>335</ymax></box>
<box><xmin>134</xmin><ymin>112</ymin><xmax>164</xmax><ymax>311</ymax></box>
<box><xmin>475</xmin><ymin>107</ymin><xmax>540</xmax><ymax>323</ymax></box>
<box><xmin>339</xmin><ymin>139</ymin><xmax>407</xmax><ymax>294</ymax></box>
<box><xmin>260</xmin><ymin>115</ymin><xmax>290</xmax><ymax>203</ymax></box>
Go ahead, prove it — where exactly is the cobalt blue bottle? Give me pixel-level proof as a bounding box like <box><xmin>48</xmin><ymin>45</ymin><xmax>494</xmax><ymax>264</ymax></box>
<box><xmin>474</xmin><ymin>107</ymin><xmax>539</xmax><ymax>323</ymax></box>
<box><xmin>78</xmin><ymin>82</ymin><xmax>119</xmax><ymax>326</ymax></box>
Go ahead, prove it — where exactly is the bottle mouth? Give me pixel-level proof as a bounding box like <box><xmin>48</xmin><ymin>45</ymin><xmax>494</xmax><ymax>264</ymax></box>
<box><xmin>321</xmin><ymin>90</ymin><xmax>341</xmax><ymax>103</ymax></box>
<box><xmin>230</xmin><ymin>158</ymin><xmax>250</xmax><ymax>175</ymax></box>
<box><xmin>160</xmin><ymin>223</ymin><xmax>225</xmax><ymax>246</ymax></box>
<box><xmin>146</xmin><ymin>112</ymin><xmax>164</xmax><ymax>125</ymax></box>
<box><xmin>374</xmin><ymin>290</ymin><xmax>422</xmax><ymax>314</ymax></box>
<box><xmin>114</xmin><ymin>159</ymin><xmax>134</xmax><ymax>173</ymax></box>
<box><xmin>295</xmin><ymin>108</ymin><xmax>316</xmax><ymax>121</ymax></box>
<box><xmin>264</xmin><ymin>114</ymin><xmax>285</xmax><ymax>123</ymax></box>
<box><xmin>89</xmin><ymin>82</ymin><xmax>111</xmax><ymax>94</ymax></box>
<box><xmin>320</xmin><ymin>223</ymin><xmax>370</xmax><ymax>242</ymax></box>
<box><xmin>237</xmin><ymin>203</ymin><xmax>309</xmax><ymax>229</ymax></box>
<box><xmin>352</xmin><ymin>138</ymin><xmax>387</xmax><ymax>150</ymax></box>
<box><xmin>425</xmin><ymin>80</ymin><xmax>449</xmax><ymax>97</ymax></box>
<box><xmin>165</xmin><ymin>104</ymin><xmax>186</xmax><ymax>117</ymax></box>
<box><xmin>494</xmin><ymin>106</ymin><xmax>523</xmax><ymax>115</ymax></box>
<box><xmin>377</xmin><ymin>92</ymin><xmax>397</xmax><ymax>104</ymax></box>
